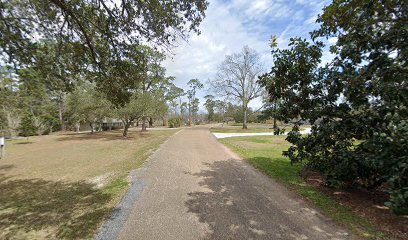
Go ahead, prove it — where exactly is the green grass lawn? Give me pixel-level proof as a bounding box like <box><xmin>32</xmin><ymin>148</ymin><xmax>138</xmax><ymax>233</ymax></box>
<box><xmin>219</xmin><ymin>136</ymin><xmax>389</xmax><ymax>240</ymax></box>
<box><xmin>0</xmin><ymin>128</ymin><xmax>178</xmax><ymax>239</ymax></box>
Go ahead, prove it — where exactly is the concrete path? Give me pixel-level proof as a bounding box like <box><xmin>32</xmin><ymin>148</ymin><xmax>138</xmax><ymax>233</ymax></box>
<box><xmin>96</xmin><ymin>126</ymin><xmax>353</xmax><ymax>240</ymax></box>
<box><xmin>212</xmin><ymin>128</ymin><xmax>312</xmax><ymax>139</ymax></box>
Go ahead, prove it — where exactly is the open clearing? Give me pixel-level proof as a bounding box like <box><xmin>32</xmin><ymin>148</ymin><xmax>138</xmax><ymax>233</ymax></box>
<box><xmin>0</xmin><ymin>128</ymin><xmax>177</xmax><ymax>239</ymax></box>
<box><xmin>219</xmin><ymin>135</ymin><xmax>407</xmax><ymax>239</ymax></box>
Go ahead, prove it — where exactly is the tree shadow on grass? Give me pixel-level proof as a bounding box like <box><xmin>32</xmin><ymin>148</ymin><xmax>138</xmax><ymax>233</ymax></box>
<box><xmin>0</xmin><ymin>170</ymin><xmax>112</xmax><ymax>239</ymax></box>
<box><xmin>14</xmin><ymin>141</ymin><xmax>33</xmax><ymax>145</ymax></box>
<box><xmin>57</xmin><ymin>130</ymin><xmax>153</xmax><ymax>142</ymax></box>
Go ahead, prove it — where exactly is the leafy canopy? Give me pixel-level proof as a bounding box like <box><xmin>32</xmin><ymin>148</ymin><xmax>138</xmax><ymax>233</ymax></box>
<box><xmin>262</xmin><ymin>0</ymin><xmax>408</xmax><ymax>214</ymax></box>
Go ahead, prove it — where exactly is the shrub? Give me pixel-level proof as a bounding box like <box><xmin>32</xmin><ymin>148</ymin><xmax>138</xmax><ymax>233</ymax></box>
<box><xmin>168</xmin><ymin>117</ymin><xmax>182</xmax><ymax>128</ymax></box>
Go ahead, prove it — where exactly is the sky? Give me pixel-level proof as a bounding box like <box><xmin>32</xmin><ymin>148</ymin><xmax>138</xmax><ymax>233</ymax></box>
<box><xmin>163</xmin><ymin>0</ymin><xmax>334</xmax><ymax>110</ymax></box>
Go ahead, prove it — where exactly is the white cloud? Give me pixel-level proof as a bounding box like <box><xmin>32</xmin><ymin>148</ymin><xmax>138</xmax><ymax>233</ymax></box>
<box><xmin>328</xmin><ymin>37</ymin><xmax>338</xmax><ymax>45</ymax></box>
<box><xmin>163</xmin><ymin>0</ymin><xmax>333</xmax><ymax>110</ymax></box>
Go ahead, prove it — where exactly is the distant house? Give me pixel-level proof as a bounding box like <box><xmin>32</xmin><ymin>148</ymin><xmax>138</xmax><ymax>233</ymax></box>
<box><xmin>78</xmin><ymin>118</ymin><xmax>124</xmax><ymax>132</ymax></box>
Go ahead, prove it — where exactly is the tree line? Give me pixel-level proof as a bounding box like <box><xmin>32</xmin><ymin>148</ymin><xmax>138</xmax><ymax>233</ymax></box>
<box><xmin>0</xmin><ymin>0</ymin><xmax>209</xmax><ymax>137</ymax></box>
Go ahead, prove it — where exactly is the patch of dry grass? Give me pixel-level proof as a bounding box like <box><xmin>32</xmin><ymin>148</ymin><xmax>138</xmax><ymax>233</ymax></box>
<box><xmin>0</xmin><ymin>128</ymin><xmax>178</xmax><ymax>239</ymax></box>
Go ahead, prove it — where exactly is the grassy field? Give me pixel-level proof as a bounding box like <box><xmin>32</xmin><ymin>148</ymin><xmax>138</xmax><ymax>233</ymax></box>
<box><xmin>211</xmin><ymin>123</ymin><xmax>308</xmax><ymax>133</ymax></box>
<box><xmin>219</xmin><ymin>136</ymin><xmax>389</xmax><ymax>239</ymax></box>
<box><xmin>0</xmin><ymin>128</ymin><xmax>178</xmax><ymax>239</ymax></box>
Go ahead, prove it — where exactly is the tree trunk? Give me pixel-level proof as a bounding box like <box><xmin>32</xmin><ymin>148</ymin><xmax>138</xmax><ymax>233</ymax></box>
<box><xmin>243</xmin><ymin>105</ymin><xmax>248</xmax><ymax>129</ymax></box>
<box><xmin>59</xmin><ymin>107</ymin><xmax>65</xmax><ymax>131</ymax></box>
<box><xmin>273</xmin><ymin>99</ymin><xmax>278</xmax><ymax>130</ymax></box>
<box><xmin>149</xmin><ymin>117</ymin><xmax>153</xmax><ymax>128</ymax></box>
<box><xmin>90</xmin><ymin>123</ymin><xmax>94</xmax><ymax>134</ymax></box>
<box><xmin>123</xmin><ymin>123</ymin><xmax>130</xmax><ymax>137</ymax></box>
<box><xmin>76</xmin><ymin>123</ymin><xmax>80</xmax><ymax>133</ymax></box>
<box><xmin>188</xmin><ymin>100</ymin><xmax>191</xmax><ymax>126</ymax></box>
<box><xmin>141</xmin><ymin>116</ymin><xmax>147</xmax><ymax>132</ymax></box>
<box><xmin>162</xmin><ymin>117</ymin><xmax>167</xmax><ymax>126</ymax></box>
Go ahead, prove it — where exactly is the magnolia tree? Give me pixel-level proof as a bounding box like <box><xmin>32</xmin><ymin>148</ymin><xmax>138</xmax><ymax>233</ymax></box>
<box><xmin>261</xmin><ymin>0</ymin><xmax>407</xmax><ymax>214</ymax></box>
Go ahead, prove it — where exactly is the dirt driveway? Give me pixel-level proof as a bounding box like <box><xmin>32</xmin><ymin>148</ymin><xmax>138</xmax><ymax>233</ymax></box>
<box><xmin>96</xmin><ymin>126</ymin><xmax>354</xmax><ymax>240</ymax></box>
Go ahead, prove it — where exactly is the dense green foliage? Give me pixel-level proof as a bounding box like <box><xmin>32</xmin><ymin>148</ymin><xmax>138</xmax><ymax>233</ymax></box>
<box><xmin>0</xmin><ymin>0</ymin><xmax>208</xmax><ymax>137</ymax></box>
<box><xmin>168</xmin><ymin>117</ymin><xmax>183</xmax><ymax>128</ymax></box>
<box><xmin>204</xmin><ymin>95</ymin><xmax>216</xmax><ymax>121</ymax></box>
<box><xmin>261</xmin><ymin>0</ymin><xmax>407</xmax><ymax>214</ymax></box>
<box><xmin>0</xmin><ymin>0</ymin><xmax>208</xmax><ymax>70</ymax></box>
<box><xmin>18</xmin><ymin>113</ymin><xmax>38</xmax><ymax>137</ymax></box>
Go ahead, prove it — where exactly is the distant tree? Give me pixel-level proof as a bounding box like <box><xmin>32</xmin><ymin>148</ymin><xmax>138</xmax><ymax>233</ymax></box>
<box><xmin>0</xmin><ymin>67</ymin><xmax>20</xmax><ymax>137</ymax></box>
<box><xmin>186</xmin><ymin>79</ymin><xmax>203</xmax><ymax>125</ymax></box>
<box><xmin>18</xmin><ymin>113</ymin><xmax>38</xmax><ymax>137</ymax></box>
<box><xmin>180</xmin><ymin>102</ymin><xmax>188</xmax><ymax>123</ymax></box>
<box><xmin>117</xmin><ymin>91</ymin><xmax>166</xmax><ymax>137</ymax></box>
<box><xmin>204</xmin><ymin>95</ymin><xmax>216</xmax><ymax>121</ymax></box>
<box><xmin>213</xmin><ymin>100</ymin><xmax>227</xmax><ymax>122</ymax></box>
<box><xmin>167</xmin><ymin>84</ymin><xmax>185</xmax><ymax>116</ymax></box>
<box><xmin>66</xmin><ymin>84</ymin><xmax>113</xmax><ymax>133</ymax></box>
<box><xmin>259</xmin><ymin>35</ymin><xmax>280</xmax><ymax>131</ymax></box>
<box><xmin>209</xmin><ymin>46</ymin><xmax>264</xmax><ymax>129</ymax></box>
<box><xmin>191</xmin><ymin>98</ymin><xmax>200</xmax><ymax>124</ymax></box>
<box><xmin>18</xmin><ymin>66</ymin><xmax>61</xmax><ymax>134</ymax></box>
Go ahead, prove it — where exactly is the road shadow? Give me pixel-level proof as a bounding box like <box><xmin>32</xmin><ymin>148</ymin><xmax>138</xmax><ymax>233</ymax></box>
<box><xmin>185</xmin><ymin>160</ymin><xmax>276</xmax><ymax>239</ymax></box>
<box><xmin>0</xmin><ymin>170</ymin><xmax>112</xmax><ymax>239</ymax></box>
<box><xmin>185</xmin><ymin>159</ymin><xmax>353</xmax><ymax>240</ymax></box>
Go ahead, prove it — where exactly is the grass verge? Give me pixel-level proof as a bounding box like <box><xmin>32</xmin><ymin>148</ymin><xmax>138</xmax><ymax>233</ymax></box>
<box><xmin>0</xmin><ymin>128</ymin><xmax>178</xmax><ymax>239</ymax></box>
<box><xmin>219</xmin><ymin>136</ymin><xmax>389</xmax><ymax>240</ymax></box>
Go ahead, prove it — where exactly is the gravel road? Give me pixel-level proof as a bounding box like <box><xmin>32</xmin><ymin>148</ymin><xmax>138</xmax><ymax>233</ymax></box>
<box><xmin>96</xmin><ymin>126</ymin><xmax>354</xmax><ymax>240</ymax></box>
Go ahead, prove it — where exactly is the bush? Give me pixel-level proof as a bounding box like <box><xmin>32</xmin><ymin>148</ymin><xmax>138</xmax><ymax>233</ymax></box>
<box><xmin>168</xmin><ymin>117</ymin><xmax>182</xmax><ymax>128</ymax></box>
<box><xmin>284</xmin><ymin>120</ymin><xmax>408</xmax><ymax>215</ymax></box>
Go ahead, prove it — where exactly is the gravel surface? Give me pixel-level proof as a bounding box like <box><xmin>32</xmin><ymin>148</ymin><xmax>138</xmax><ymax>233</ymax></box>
<box><xmin>96</xmin><ymin>126</ymin><xmax>353</xmax><ymax>240</ymax></box>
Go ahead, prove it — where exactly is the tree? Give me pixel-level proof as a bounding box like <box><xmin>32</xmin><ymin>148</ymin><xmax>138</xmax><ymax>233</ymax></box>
<box><xmin>0</xmin><ymin>0</ymin><xmax>208</xmax><ymax>69</ymax></box>
<box><xmin>0</xmin><ymin>67</ymin><xmax>20</xmax><ymax>137</ymax></box>
<box><xmin>18</xmin><ymin>113</ymin><xmax>38</xmax><ymax>137</ymax></box>
<box><xmin>167</xmin><ymin>84</ymin><xmax>185</xmax><ymax>116</ymax></box>
<box><xmin>213</xmin><ymin>100</ymin><xmax>227</xmax><ymax>122</ymax></box>
<box><xmin>204</xmin><ymin>95</ymin><xmax>216</xmax><ymax>121</ymax></box>
<box><xmin>209</xmin><ymin>46</ymin><xmax>264</xmax><ymax>129</ymax></box>
<box><xmin>263</xmin><ymin>0</ymin><xmax>408</xmax><ymax>214</ymax></box>
<box><xmin>180</xmin><ymin>102</ymin><xmax>188</xmax><ymax>123</ymax></box>
<box><xmin>186</xmin><ymin>79</ymin><xmax>203</xmax><ymax>125</ymax></box>
<box><xmin>191</xmin><ymin>98</ymin><xmax>200</xmax><ymax>124</ymax></box>
<box><xmin>259</xmin><ymin>35</ymin><xmax>280</xmax><ymax>131</ymax></box>
<box><xmin>66</xmin><ymin>84</ymin><xmax>113</xmax><ymax>133</ymax></box>
<box><xmin>117</xmin><ymin>91</ymin><xmax>166</xmax><ymax>137</ymax></box>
